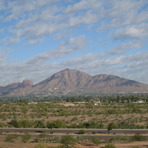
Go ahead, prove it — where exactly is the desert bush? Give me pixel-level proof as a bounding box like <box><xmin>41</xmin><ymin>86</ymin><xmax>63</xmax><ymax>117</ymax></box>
<box><xmin>21</xmin><ymin>133</ymin><xmax>31</xmax><ymax>143</ymax></box>
<box><xmin>78</xmin><ymin>130</ymin><xmax>86</xmax><ymax>134</ymax></box>
<box><xmin>60</xmin><ymin>135</ymin><xmax>76</xmax><ymax>147</ymax></box>
<box><xmin>5</xmin><ymin>134</ymin><xmax>18</xmax><ymax>142</ymax></box>
<box><xmin>128</xmin><ymin>146</ymin><xmax>142</xmax><ymax>148</ymax></box>
<box><xmin>107</xmin><ymin>122</ymin><xmax>116</xmax><ymax>133</ymax></box>
<box><xmin>34</xmin><ymin>143</ymin><xmax>49</xmax><ymax>148</ymax></box>
<box><xmin>103</xmin><ymin>143</ymin><xmax>116</xmax><ymax>148</ymax></box>
<box><xmin>34</xmin><ymin>120</ymin><xmax>45</xmax><ymax>128</ymax></box>
<box><xmin>46</xmin><ymin>120</ymin><xmax>65</xmax><ymax>128</ymax></box>
<box><xmin>131</xmin><ymin>134</ymin><xmax>146</xmax><ymax>141</ymax></box>
<box><xmin>90</xmin><ymin>137</ymin><xmax>100</xmax><ymax>145</ymax></box>
<box><xmin>18</xmin><ymin>120</ymin><xmax>33</xmax><ymax>128</ymax></box>
<box><xmin>8</xmin><ymin>119</ymin><xmax>19</xmax><ymax>127</ymax></box>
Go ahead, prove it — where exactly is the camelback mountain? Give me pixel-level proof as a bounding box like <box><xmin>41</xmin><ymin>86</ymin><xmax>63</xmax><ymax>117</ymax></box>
<box><xmin>0</xmin><ymin>68</ymin><xmax>148</xmax><ymax>96</ymax></box>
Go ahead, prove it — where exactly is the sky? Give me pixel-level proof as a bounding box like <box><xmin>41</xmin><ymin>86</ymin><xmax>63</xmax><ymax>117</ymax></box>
<box><xmin>0</xmin><ymin>0</ymin><xmax>148</xmax><ymax>86</ymax></box>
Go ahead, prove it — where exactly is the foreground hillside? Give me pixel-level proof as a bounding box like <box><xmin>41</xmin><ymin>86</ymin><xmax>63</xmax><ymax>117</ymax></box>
<box><xmin>0</xmin><ymin>68</ymin><xmax>148</xmax><ymax>96</ymax></box>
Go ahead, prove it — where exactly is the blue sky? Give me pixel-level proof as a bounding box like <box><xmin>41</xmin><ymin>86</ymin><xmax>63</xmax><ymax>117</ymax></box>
<box><xmin>0</xmin><ymin>0</ymin><xmax>148</xmax><ymax>85</ymax></box>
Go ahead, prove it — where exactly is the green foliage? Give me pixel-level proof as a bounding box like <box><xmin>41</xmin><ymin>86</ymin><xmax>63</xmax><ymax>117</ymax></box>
<box><xmin>78</xmin><ymin>130</ymin><xmax>86</xmax><ymax>134</ymax></box>
<box><xmin>8</xmin><ymin>119</ymin><xmax>18</xmax><ymax>127</ymax></box>
<box><xmin>90</xmin><ymin>137</ymin><xmax>100</xmax><ymax>145</ymax></box>
<box><xmin>131</xmin><ymin>134</ymin><xmax>146</xmax><ymax>141</ymax></box>
<box><xmin>46</xmin><ymin>120</ymin><xmax>65</xmax><ymax>128</ymax></box>
<box><xmin>18</xmin><ymin>120</ymin><xmax>33</xmax><ymax>128</ymax></box>
<box><xmin>129</xmin><ymin>146</ymin><xmax>141</xmax><ymax>148</ymax></box>
<box><xmin>117</xmin><ymin>121</ymin><xmax>137</xmax><ymax>129</ymax></box>
<box><xmin>34</xmin><ymin>120</ymin><xmax>45</xmax><ymax>128</ymax></box>
<box><xmin>107</xmin><ymin>123</ymin><xmax>116</xmax><ymax>133</ymax></box>
<box><xmin>21</xmin><ymin>133</ymin><xmax>31</xmax><ymax>143</ymax></box>
<box><xmin>60</xmin><ymin>135</ymin><xmax>76</xmax><ymax>147</ymax></box>
<box><xmin>0</xmin><ymin>95</ymin><xmax>148</xmax><ymax>129</ymax></box>
<box><xmin>103</xmin><ymin>143</ymin><xmax>116</xmax><ymax>148</ymax></box>
<box><xmin>5</xmin><ymin>134</ymin><xmax>18</xmax><ymax>142</ymax></box>
<box><xmin>34</xmin><ymin>143</ymin><xmax>49</xmax><ymax>148</ymax></box>
<box><xmin>0</xmin><ymin>122</ymin><xmax>5</xmax><ymax>127</ymax></box>
<box><xmin>82</xmin><ymin>120</ymin><xmax>104</xmax><ymax>128</ymax></box>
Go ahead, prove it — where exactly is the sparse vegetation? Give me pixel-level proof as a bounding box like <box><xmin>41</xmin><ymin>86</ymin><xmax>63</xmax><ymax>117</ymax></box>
<box><xmin>60</xmin><ymin>135</ymin><xmax>76</xmax><ymax>147</ymax></box>
<box><xmin>103</xmin><ymin>143</ymin><xmax>116</xmax><ymax>148</ymax></box>
<box><xmin>21</xmin><ymin>133</ymin><xmax>31</xmax><ymax>143</ymax></box>
<box><xmin>0</xmin><ymin>95</ymin><xmax>148</xmax><ymax>148</ymax></box>
<box><xmin>0</xmin><ymin>96</ymin><xmax>147</xmax><ymax>129</ymax></box>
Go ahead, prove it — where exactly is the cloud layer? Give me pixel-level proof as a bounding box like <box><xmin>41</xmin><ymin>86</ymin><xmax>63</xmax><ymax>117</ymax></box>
<box><xmin>0</xmin><ymin>0</ymin><xmax>147</xmax><ymax>85</ymax></box>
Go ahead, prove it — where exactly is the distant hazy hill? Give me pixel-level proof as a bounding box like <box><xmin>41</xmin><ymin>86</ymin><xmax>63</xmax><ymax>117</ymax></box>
<box><xmin>0</xmin><ymin>68</ymin><xmax>148</xmax><ymax>96</ymax></box>
<box><xmin>0</xmin><ymin>80</ymin><xmax>33</xmax><ymax>96</ymax></box>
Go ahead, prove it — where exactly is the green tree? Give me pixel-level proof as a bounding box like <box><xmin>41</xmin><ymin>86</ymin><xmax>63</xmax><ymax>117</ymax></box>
<box><xmin>107</xmin><ymin>123</ymin><xmax>116</xmax><ymax>133</ymax></box>
<box><xmin>78</xmin><ymin>130</ymin><xmax>86</xmax><ymax>134</ymax></box>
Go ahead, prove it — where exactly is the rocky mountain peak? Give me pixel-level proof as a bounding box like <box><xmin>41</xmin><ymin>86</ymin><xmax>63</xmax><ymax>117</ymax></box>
<box><xmin>0</xmin><ymin>69</ymin><xmax>148</xmax><ymax>96</ymax></box>
<box><xmin>22</xmin><ymin>80</ymin><xmax>33</xmax><ymax>86</ymax></box>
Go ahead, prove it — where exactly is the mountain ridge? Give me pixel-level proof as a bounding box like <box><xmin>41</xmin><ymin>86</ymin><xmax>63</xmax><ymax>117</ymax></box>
<box><xmin>0</xmin><ymin>68</ymin><xmax>148</xmax><ymax>96</ymax></box>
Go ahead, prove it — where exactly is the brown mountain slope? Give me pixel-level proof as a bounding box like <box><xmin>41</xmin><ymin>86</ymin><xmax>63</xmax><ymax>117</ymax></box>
<box><xmin>34</xmin><ymin>68</ymin><xmax>91</xmax><ymax>89</ymax></box>
<box><xmin>85</xmin><ymin>74</ymin><xmax>148</xmax><ymax>94</ymax></box>
<box><xmin>1</xmin><ymin>69</ymin><xmax>148</xmax><ymax>96</ymax></box>
<box><xmin>0</xmin><ymin>80</ymin><xmax>33</xmax><ymax>96</ymax></box>
<box><xmin>16</xmin><ymin>68</ymin><xmax>91</xmax><ymax>96</ymax></box>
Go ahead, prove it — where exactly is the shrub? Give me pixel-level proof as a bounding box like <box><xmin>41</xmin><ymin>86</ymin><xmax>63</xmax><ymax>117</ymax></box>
<box><xmin>21</xmin><ymin>133</ymin><xmax>31</xmax><ymax>143</ymax></box>
<box><xmin>8</xmin><ymin>119</ymin><xmax>18</xmax><ymax>127</ymax></box>
<box><xmin>46</xmin><ymin>120</ymin><xmax>65</xmax><ymax>128</ymax></box>
<box><xmin>34</xmin><ymin>143</ymin><xmax>48</xmax><ymax>148</ymax></box>
<box><xmin>78</xmin><ymin>130</ymin><xmax>86</xmax><ymax>134</ymax></box>
<box><xmin>5</xmin><ymin>134</ymin><xmax>18</xmax><ymax>142</ymax></box>
<box><xmin>131</xmin><ymin>134</ymin><xmax>145</xmax><ymax>141</ymax></box>
<box><xmin>34</xmin><ymin>120</ymin><xmax>45</xmax><ymax>128</ymax></box>
<box><xmin>18</xmin><ymin>120</ymin><xmax>33</xmax><ymax>128</ymax></box>
<box><xmin>60</xmin><ymin>135</ymin><xmax>76</xmax><ymax>147</ymax></box>
<box><xmin>90</xmin><ymin>137</ymin><xmax>100</xmax><ymax>145</ymax></box>
<box><xmin>103</xmin><ymin>143</ymin><xmax>116</xmax><ymax>148</ymax></box>
<box><xmin>108</xmin><ymin>123</ymin><xmax>116</xmax><ymax>133</ymax></box>
<box><xmin>129</xmin><ymin>146</ymin><xmax>141</xmax><ymax>148</ymax></box>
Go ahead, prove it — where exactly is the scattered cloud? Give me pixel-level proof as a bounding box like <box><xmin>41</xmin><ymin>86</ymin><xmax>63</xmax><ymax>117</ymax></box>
<box><xmin>26</xmin><ymin>35</ymin><xmax>88</xmax><ymax>65</ymax></box>
<box><xmin>0</xmin><ymin>52</ymin><xmax>7</xmax><ymax>64</ymax></box>
<box><xmin>0</xmin><ymin>0</ymin><xmax>147</xmax><ymax>85</ymax></box>
<box><xmin>108</xmin><ymin>41</ymin><xmax>143</xmax><ymax>55</ymax></box>
<box><xmin>115</xmin><ymin>24</ymin><xmax>148</xmax><ymax>40</ymax></box>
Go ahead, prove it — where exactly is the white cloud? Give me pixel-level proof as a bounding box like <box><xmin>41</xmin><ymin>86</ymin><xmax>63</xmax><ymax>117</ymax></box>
<box><xmin>0</xmin><ymin>28</ymin><xmax>4</xmax><ymax>33</ymax></box>
<box><xmin>11</xmin><ymin>24</ymin><xmax>58</xmax><ymax>39</ymax></box>
<box><xmin>108</xmin><ymin>41</ymin><xmax>143</xmax><ymax>55</ymax></box>
<box><xmin>0</xmin><ymin>0</ymin><xmax>147</xmax><ymax>85</ymax></box>
<box><xmin>0</xmin><ymin>51</ymin><xmax>148</xmax><ymax>85</ymax></box>
<box><xmin>0</xmin><ymin>52</ymin><xmax>7</xmax><ymax>64</ymax></box>
<box><xmin>65</xmin><ymin>0</ymin><xmax>102</xmax><ymax>14</ymax></box>
<box><xmin>1</xmin><ymin>0</ymin><xmax>147</xmax><ymax>44</ymax></box>
<box><xmin>5</xmin><ymin>0</ymin><xmax>59</xmax><ymax>21</ymax></box>
<box><xmin>69</xmin><ymin>10</ymin><xmax>99</xmax><ymax>26</ymax></box>
<box><xmin>28</xmin><ymin>38</ymin><xmax>44</xmax><ymax>45</ymax></box>
<box><xmin>8</xmin><ymin>37</ymin><xmax>20</xmax><ymax>45</ymax></box>
<box><xmin>115</xmin><ymin>24</ymin><xmax>148</xmax><ymax>40</ymax></box>
<box><xmin>26</xmin><ymin>35</ymin><xmax>88</xmax><ymax>65</ymax></box>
